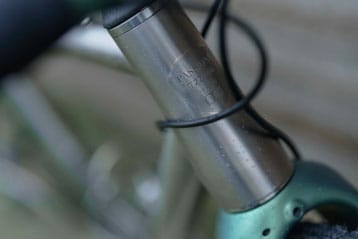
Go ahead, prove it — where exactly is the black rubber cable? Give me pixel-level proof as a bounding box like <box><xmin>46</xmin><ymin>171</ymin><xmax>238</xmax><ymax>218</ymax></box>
<box><xmin>217</xmin><ymin>0</ymin><xmax>302</xmax><ymax>159</ymax></box>
<box><xmin>158</xmin><ymin>0</ymin><xmax>267</xmax><ymax>129</ymax></box>
<box><xmin>201</xmin><ymin>0</ymin><xmax>222</xmax><ymax>38</ymax></box>
<box><xmin>159</xmin><ymin>0</ymin><xmax>302</xmax><ymax>159</ymax></box>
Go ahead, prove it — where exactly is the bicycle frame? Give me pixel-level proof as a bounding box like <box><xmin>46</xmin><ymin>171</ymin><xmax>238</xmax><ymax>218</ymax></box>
<box><xmin>54</xmin><ymin>1</ymin><xmax>358</xmax><ymax>238</ymax></box>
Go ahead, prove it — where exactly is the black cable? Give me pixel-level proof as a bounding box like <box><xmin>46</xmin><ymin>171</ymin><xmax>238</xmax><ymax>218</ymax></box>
<box><xmin>201</xmin><ymin>0</ymin><xmax>222</xmax><ymax>38</ymax></box>
<box><xmin>216</xmin><ymin>0</ymin><xmax>302</xmax><ymax>159</ymax></box>
<box><xmin>158</xmin><ymin>0</ymin><xmax>267</xmax><ymax>129</ymax></box>
<box><xmin>159</xmin><ymin>0</ymin><xmax>302</xmax><ymax>159</ymax></box>
<box><xmin>246</xmin><ymin>107</ymin><xmax>302</xmax><ymax>159</ymax></box>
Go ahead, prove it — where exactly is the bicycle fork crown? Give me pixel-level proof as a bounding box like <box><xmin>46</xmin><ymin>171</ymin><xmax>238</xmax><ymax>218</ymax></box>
<box><xmin>217</xmin><ymin>161</ymin><xmax>358</xmax><ymax>239</ymax></box>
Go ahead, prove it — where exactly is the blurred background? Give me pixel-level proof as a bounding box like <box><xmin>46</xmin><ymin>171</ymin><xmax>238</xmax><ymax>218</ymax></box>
<box><xmin>0</xmin><ymin>0</ymin><xmax>357</xmax><ymax>238</ymax></box>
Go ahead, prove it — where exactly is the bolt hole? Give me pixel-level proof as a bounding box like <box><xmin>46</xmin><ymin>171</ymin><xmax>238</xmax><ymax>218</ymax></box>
<box><xmin>262</xmin><ymin>228</ymin><xmax>270</xmax><ymax>237</ymax></box>
<box><xmin>293</xmin><ymin>207</ymin><xmax>303</xmax><ymax>218</ymax></box>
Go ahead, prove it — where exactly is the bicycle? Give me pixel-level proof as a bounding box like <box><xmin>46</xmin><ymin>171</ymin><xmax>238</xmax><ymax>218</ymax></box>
<box><xmin>1</xmin><ymin>0</ymin><xmax>357</xmax><ymax>238</ymax></box>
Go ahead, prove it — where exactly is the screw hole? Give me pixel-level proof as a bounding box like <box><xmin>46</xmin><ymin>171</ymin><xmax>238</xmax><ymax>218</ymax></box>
<box><xmin>262</xmin><ymin>228</ymin><xmax>270</xmax><ymax>237</ymax></box>
<box><xmin>293</xmin><ymin>207</ymin><xmax>303</xmax><ymax>218</ymax></box>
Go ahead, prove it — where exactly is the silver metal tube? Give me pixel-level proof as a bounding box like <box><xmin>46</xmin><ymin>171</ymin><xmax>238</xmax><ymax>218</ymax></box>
<box><xmin>108</xmin><ymin>0</ymin><xmax>294</xmax><ymax>212</ymax></box>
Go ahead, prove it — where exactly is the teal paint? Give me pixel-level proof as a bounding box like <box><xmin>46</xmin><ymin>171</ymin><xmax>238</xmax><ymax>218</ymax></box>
<box><xmin>217</xmin><ymin>161</ymin><xmax>358</xmax><ymax>239</ymax></box>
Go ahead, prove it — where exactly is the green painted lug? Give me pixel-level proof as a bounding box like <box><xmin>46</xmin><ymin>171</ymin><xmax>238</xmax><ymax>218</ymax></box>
<box><xmin>217</xmin><ymin>161</ymin><xmax>358</xmax><ymax>239</ymax></box>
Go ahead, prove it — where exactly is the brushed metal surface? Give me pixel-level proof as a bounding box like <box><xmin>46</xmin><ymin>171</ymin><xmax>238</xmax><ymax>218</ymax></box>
<box><xmin>108</xmin><ymin>0</ymin><xmax>294</xmax><ymax>212</ymax></box>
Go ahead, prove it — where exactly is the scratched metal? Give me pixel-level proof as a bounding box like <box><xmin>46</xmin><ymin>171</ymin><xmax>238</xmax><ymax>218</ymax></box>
<box><xmin>108</xmin><ymin>0</ymin><xmax>294</xmax><ymax>212</ymax></box>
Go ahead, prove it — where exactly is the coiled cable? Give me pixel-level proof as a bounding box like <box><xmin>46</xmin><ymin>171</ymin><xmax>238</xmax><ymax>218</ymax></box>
<box><xmin>158</xmin><ymin>0</ymin><xmax>302</xmax><ymax>160</ymax></box>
